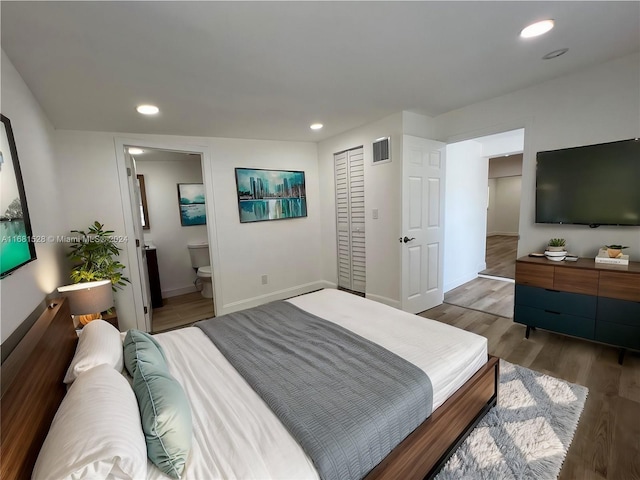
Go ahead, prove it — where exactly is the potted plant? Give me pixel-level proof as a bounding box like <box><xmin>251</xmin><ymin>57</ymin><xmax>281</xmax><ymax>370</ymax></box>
<box><xmin>604</xmin><ymin>244</ymin><xmax>628</xmax><ymax>258</ymax></box>
<box><xmin>68</xmin><ymin>221</ymin><xmax>130</xmax><ymax>290</ymax></box>
<box><xmin>547</xmin><ymin>238</ymin><xmax>567</xmax><ymax>252</ymax></box>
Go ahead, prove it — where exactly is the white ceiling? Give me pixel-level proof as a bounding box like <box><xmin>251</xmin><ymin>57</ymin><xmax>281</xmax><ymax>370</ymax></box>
<box><xmin>2</xmin><ymin>1</ymin><xmax>638</xmax><ymax>142</ymax></box>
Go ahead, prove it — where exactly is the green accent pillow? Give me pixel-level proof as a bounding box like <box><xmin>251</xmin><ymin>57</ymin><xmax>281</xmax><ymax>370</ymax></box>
<box><xmin>132</xmin><ymin>366</ymin><xmax>193</xmax><ymax>478</ymax></box>
<box><xmin>123</xmin><ymin>329</ymin><xmax>167</xmax><ymax>377</ymax></box>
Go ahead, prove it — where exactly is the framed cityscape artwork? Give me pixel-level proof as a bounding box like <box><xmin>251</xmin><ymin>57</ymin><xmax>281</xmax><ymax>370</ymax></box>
<box><xmin>235</xmin><ymin>168</ymin><xmax>307</xmax><ymax>223</ymax></box>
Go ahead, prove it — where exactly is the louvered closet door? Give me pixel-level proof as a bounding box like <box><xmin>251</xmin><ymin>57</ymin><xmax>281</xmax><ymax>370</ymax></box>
<box><xmin>334</xmin><ymin>147</ymin><xmax>365</xmax><ymax>293</ymax></box>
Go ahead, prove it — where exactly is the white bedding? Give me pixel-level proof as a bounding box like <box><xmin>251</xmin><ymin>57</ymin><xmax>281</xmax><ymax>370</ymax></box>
<box><xmin>148</xmin><ymin>288</ymin><xmax>487</xmax><ymax>480</ymax></box>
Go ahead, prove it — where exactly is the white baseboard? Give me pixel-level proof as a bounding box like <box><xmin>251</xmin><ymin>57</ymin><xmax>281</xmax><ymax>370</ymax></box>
<box><xmin>162</xmin><ymin>285</ymin><xmax>198</xmax><ymax>298</ymax></box>
<box><xmin>219</xmin><ymin>281</ymin><xmax>335</xmax><ymax>315</ymax></box>
<box><xmin>444</xmin><ymin>272</ymin><xmax>478</xmax><ymax>293</ymax></box>
<box><xmin>487</xmin><ymin>232</ymin><xmax>519</xmax><ymax>237</ymax></box>
<box><xmin>365</xmin><ymin>293</ymin><xmax>401</xmax><ymax>309</ymax></box>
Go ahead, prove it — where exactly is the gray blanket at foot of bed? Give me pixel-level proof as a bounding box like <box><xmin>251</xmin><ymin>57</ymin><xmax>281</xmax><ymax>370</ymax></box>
<box><xmin>195</xmin><ymin>300</ymin><xmax>433</xmax><ymax>480</ymax></box>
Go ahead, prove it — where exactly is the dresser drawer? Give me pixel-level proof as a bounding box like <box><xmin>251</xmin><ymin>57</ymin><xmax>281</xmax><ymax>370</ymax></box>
<box><xmin>554</xmin><ymin>267</ymin><xmax>599</xmax><ymax>295</ymax></box>
<box><xmin>515</xmin><ymin>305</ymin><xmax>595</xmax><ymax>339</ymax></box>
<box><xmin>515</xmin><ymin>262</ymin><xmax>554</xmax><ymax>289</ymax></box>
<box><xmin>596</xmin><ymin>321</ymin><xmax>640</xmax><ymax>351</ymax></box>
<box><xmin>597</xmin><ymin>297</ymin><xmax>640</xmax><ymax>327</ymax></box>
<box><xmin>515</xmin><ymin>285</ymin><xmax>596</xmax><ymax>318</ymax></box>
<box><xmin>598</xmin><ymin>271</ymin><xmax>640</xmax><ymax>302</ymax></box>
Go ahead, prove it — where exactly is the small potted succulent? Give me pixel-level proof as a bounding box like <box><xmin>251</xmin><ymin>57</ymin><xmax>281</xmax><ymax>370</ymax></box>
<box><xmin>547</xmin><ymin>238</ymin><xmax>567</xmax><ymax>252</ymax></box>
<box><xmin>604</xmin><ymin>244</ymin><xmax>628</xmax><ymax>258</ymax></box>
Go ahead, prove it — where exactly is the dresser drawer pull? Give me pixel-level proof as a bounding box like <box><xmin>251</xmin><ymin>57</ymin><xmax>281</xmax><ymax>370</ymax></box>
<box><xmin>545</xmin><ymin>309</ymin><xmax>561</xmax><ymax>315</ymax></box>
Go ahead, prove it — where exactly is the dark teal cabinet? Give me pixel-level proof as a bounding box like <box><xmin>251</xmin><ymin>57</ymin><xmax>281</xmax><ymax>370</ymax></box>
<box><xmin>515</xmin><ymin>285</ymin><xmax>596</xmax><ymax>318</ymax></box>
<box><xmin>514</xmin><ymin>286</ymin><xmax>596</xmax><ymax>340</ymax></box>
<box><xmin>595</xmin><ymin>297</ymin><xmax>640</xmax><ymax>350</ymax></box>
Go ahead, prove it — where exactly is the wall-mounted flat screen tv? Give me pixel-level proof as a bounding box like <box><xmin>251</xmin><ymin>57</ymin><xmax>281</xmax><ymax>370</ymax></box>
<box><xmin>536</xmin><ymin>138</ymin><xmax>640</xmax><ymax>227</ymax></box>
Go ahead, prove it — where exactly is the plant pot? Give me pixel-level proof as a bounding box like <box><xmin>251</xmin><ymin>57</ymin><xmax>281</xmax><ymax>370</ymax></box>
<box><xmin>547</xmin><ymin>246</ymin><xmax>566</xmax><ymax>252</ymax></box>
<box><xmin>607</xmin><ymin>248</ymin><xmax>622</xmax><ymax>258</ymax></box>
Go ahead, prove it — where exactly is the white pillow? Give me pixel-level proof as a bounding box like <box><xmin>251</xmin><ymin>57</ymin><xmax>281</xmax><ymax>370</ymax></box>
<box><xmin>64</xmin><ymin>319</ymin><xmax>123</xmax><ymax>384</ymax></box>
<box><xmin>33</xmin><ymin>364</ymin><xmax>147</xmax><ymax>480</ymax></box>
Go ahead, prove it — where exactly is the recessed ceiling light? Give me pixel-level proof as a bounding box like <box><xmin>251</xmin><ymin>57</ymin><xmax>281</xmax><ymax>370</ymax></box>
<box><xmin>520</xmin><ymin>19</ymin><xmax>555</xmax><ymax>38</ymax></box>
<box><xmin>310</xmin><ymin>123</ymin><xmax>323</xmax><ymax>130</ymax></box>
<box><xmin>128</xmin><ymin>147</ymin><xmax>144</xmax><ymax>155</ymax></box>
<box><xmin>136</xmin><ymin>104</ymin><xmax>159</xmax><ymax>115</ymax></box>
<box><xmin>542</xmin><ymin>48</ymin><xmax>569</xmax><ymax>60</ymax></box>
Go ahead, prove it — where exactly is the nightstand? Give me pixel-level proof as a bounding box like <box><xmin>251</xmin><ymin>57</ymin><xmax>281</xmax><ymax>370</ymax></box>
<box><xmin>101</xmin><ymin>310</ymin><xmax>119</xmax><ymax>330</ymax></box>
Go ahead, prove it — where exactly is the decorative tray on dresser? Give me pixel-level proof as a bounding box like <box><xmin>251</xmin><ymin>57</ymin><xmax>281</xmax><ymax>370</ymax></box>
<box><xmin>514</xmin><ymin>256</ymin><xmax>640</xmax><ymax>364</ymax></box>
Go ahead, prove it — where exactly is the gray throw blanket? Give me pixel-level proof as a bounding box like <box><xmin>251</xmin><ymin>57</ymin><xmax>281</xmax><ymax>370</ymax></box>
<box><xmin>195</xmin><ymin>300</ymin><xmax>433</xmax><ymax>480</ymax></box>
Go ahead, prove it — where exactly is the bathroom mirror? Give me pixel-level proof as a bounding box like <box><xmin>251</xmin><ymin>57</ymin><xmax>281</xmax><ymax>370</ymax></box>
<box><xmin>137</xmin><ymin>174</ymin><xmax>150</xmax><ymax>230</ymax></box>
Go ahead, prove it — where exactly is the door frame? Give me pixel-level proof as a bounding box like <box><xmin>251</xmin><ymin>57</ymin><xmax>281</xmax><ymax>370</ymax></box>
<box><xmin>114</xmin><ymin>137</ymin><xmax>221</xmax><ymax>332</ymax></box>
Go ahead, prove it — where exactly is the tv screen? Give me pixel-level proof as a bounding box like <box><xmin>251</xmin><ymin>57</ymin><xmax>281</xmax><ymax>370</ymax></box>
<box><xmin>536</xmin><ymin>138</ymin><xmax>640</xmax><ymax>226</ymax></box>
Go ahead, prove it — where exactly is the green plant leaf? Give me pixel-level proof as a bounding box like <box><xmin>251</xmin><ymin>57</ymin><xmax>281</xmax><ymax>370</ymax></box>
<box><xmin>67</xmin><ymin>221</ymin><xmax>130</xmax><ymax>291</ymax></box>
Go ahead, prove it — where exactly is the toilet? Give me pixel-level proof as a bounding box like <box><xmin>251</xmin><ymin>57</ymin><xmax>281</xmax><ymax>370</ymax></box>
<box><xmin>187</xmin><ymin>241</ymin><xmax>213</xmax><ymax>299</ymax></box>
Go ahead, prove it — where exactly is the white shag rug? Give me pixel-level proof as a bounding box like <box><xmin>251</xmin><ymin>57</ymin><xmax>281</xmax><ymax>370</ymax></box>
<box><xmin>435</xmin><ymin>360</ymin><xmax>588</xmax><ymax>480</ymax></box>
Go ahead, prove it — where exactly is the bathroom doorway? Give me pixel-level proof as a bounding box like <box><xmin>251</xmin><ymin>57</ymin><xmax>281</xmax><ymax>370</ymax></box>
<box><xmin>126</xmin><ymin>146</ymin><xmax>216</xmax><ymax>333</ymax></box>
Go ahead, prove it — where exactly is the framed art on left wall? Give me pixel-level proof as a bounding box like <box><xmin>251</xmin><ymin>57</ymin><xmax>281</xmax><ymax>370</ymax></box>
<box><xmin>0</xmin><ymin>114</ymin><xmax>37</xmax><ymax>278</ymax></box>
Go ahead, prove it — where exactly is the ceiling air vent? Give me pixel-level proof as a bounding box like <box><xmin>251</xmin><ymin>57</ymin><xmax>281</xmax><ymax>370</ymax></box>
<box><xmin>372</xmin><ymin>137</ymin><xmax>391</xmax><ymax>164</ymax></box>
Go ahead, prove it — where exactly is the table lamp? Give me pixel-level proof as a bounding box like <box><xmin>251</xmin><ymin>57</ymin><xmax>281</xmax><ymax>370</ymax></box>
<box><xmin>57</xmin><ymin>279</ymin><xmax>114</xmax><ymax>326</ymax></box>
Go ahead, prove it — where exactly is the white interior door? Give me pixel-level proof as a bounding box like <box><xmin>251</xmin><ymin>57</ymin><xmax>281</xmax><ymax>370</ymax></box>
<box><xmin>401</xmin><ymin>135</ymin><xmax>446</xmax><ymax>314</ymax></box>
<box><xmin>125</xmin><ymin>153</ymin><xmax>153</xmax><ymax>329</ymax></box>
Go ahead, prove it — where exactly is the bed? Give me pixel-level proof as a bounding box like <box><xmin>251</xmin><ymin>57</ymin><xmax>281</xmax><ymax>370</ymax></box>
<box><xmin>1</xmin><ymin>288</ymin><xmax>499</xmax><ymax>480</ymax></box>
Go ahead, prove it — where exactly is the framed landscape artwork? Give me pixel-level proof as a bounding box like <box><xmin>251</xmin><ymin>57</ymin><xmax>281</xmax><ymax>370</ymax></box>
<box><xmin>235</xmin><ymin>168</ymin><xmax>307</xmax><ymax>223</ymax></box>
<box><xmin>177</xmin><ymin>183</ymin><xmax>206</xmax><ymax>226</ymax></box>
<box><xmin>0</xmin><ymin>114</ymin><xmax>37</xmax><ymax>278</ymax></box>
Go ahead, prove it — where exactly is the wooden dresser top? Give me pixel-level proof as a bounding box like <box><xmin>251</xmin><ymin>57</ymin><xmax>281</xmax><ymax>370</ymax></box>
<box><xmin>516</xmin><ymin>256</ymin><xmax>640</xmax><ymax>274</ymax></box>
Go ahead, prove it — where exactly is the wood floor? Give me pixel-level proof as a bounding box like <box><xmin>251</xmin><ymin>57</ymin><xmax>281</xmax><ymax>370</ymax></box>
<box><xmin>445</xmin><ymin>234</ymin><xmax>517</xmax><ymax>317</ymax></box>
<box><xmin>421</xmin><ymin>303</ymin><xmax>640</xmax><ymax>480</ymax></box>
<box><xmin>480</xmin><ymin>234</ymin><xmax>519</xmax><ymax>279</ymax></box>
<box><xmin>151</xmin><ymin>292</ymin><xmax>214</xmax><ymax>333</ymax></box>
<box><xmin>444</xmin><ymin>277</ymin><xmax>514</xmax><ymax>318</ymax></box>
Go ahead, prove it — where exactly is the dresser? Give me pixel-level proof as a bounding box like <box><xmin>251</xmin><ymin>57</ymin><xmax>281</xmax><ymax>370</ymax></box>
<box><xmin>514</xmin><ymin>256</ymin><xmax>640</xmax><ymax>363</ymax></box>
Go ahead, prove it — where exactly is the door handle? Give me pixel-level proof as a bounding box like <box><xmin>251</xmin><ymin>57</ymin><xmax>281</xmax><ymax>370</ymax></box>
<box><xmin>399</xmin><ymin>236</ymin><xmax>416</xmax><ymax>243</ymax></box>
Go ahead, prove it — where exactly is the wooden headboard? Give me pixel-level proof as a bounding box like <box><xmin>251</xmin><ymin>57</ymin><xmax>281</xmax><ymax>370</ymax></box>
<box><xmin>1</xmin><ymin>298</ymin><xmax>77</xmax><ymax>480</ymax></box>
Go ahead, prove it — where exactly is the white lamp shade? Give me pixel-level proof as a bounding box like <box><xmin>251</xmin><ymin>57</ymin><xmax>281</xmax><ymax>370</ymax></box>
<box><xmin>57</xmin><ymin>280</ymin><xmax>114</xmax><ymax>315</ymax></box>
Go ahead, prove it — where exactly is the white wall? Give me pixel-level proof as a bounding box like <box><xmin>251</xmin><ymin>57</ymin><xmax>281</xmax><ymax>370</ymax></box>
<box><xmin>488</xmin><ymin>176</ymin><xmax>521</xmax><ymax>236</ymax></box>
<box><xmin>443</xmin><ymin>140</ymin><xmax>488</xmax><ymax>292</ymax></box>
<box><xmin>136</xmin><ymin>152</ymin><xmax>207</xmax><ymax>298</ymax></box>
<box><xmin>55</xmin><ymin>131</ymin><xmax>322</xmax><ymax>329</ymax></box>
<box><xmin>435</xmin><ymin>53</ymin><xmax>640</xmax><ymax>257</ymax></box>
<box><xmin>476</xmin><ymin>129</ymin><xmax>524</xmax><ymax>158</ymax></box>
<box><xmin>402</xmin><ymin>111</ymin><xmax>437</xmax><ymax>138</ymax></box>
<box><xmin>1</xmin><ymin>52</ymin><xmax>68</xmax><ymax>342</ymax></box>
<box><xmin>317</xmin><ymin>112</ymin><xmax>405</xmax><ymax>306</ymax></box>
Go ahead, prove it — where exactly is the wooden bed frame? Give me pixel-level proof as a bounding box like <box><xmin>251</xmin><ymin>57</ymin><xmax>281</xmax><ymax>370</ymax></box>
<box><xmin>1</xmin><ymin>296</ymin><xmax>499</xmax><ymax>480</ymax></box>
<box><xmin>1</xmin><ymin>298</ymin><xmax>77</xmax><ymax>480</ymax></box>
